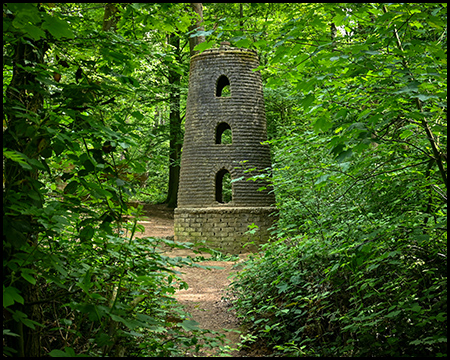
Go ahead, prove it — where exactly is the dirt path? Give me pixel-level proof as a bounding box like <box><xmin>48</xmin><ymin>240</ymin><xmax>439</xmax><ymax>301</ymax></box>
<box><xmin>167</xmin><ymin>249</ymin><xmax>246</xmax><ymax>356</ymax></box>
<box><xmin>130</xmin><ymin>204</ymin><xmax>255</xmax><ymax>356</ymax></box>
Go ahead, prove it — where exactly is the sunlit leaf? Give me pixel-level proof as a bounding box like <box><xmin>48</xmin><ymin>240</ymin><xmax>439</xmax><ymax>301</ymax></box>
<box><xmin>193</xmin><ymin>41</ymin><xmax>214</xmax><ymax>53</ymax></box>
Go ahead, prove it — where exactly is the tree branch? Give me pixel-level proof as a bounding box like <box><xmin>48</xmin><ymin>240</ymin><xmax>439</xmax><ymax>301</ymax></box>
<box><xmin>383</xmin><ymin>4</ymin><xmax>447</xmax><ymax>189</ymax></box>
<box><xmin>25</xmin><ymin>289</ymin><xmax>82</xmax><ymax>306</ymax></box>
<box><xmin>331</xmin><ymin>159</ymin><xmax>431</xmax><ymax>203</ymax></box>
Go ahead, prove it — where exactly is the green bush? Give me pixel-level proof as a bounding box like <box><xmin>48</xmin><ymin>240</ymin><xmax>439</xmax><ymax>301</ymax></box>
<box><xmin>229</xmin><ymin>124</ymin><xmax>447</xmax><ymax>356</ymax></box>
<box><xmin>230</xmin><ymin>125</ymin><xmax>446</xmax><ymax>357</ymax></box>
<box><xmin>3</xmin><ymin>205</ymin><xmax>231</xmax><ymax>357</ymax></box>
<box><xmin>230</xmin><ymin>229</ymin><xmax>447</xmax><ymax>357</ymax></box>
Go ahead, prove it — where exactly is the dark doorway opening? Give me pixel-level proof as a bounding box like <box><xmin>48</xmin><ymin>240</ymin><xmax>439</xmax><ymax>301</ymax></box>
<box><xmin>215</xmin><ymin>122</ymin><xmax>232</xmax><ymax>144</ymax></box>
<box><xmin>215</xmin><ymin>169</ymin><xmax>232</xmax><ymax>203</ymax></box>
<box><xmin>216</xmin><ymin>75</ymin><xmax>231</xmax><ymax>97</ymax></box>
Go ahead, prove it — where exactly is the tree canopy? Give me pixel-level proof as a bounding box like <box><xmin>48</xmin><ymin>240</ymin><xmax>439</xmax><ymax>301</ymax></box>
<box><xmin>3</xmin><ymin>3</ymin><xmax>447</xmax><ymax>357</ymax></box>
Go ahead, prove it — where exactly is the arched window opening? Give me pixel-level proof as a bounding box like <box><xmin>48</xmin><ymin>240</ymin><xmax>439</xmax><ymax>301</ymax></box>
<box><xmin>216</xmin><ymin>75</ymin><xmax>231</xmax><ymax>97</ymax></box>
<box><xmin>215</xmin><ymin>122</ymin><xmax>232</xmax><ymax>144</ymax></box>
<box><xmin>215</xmin><ymin>169</ymin><xmax>232</xmax><ymax>203</ymax></box>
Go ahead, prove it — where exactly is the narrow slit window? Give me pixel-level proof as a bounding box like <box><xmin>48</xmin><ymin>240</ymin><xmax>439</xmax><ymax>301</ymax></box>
<box><xmin>216</xmin><ymin>122</ymin><xmax>232</xmax><ymax>144</ymax></box>
<box><xmin>216</xmin><ymin>75</ymin><xmax>231</xmax><ymax>97</ymax></box>
<box><xmin>215</xmin><ymin>169</ymin><xmax>232</xmax><ymax>203</ymax></box>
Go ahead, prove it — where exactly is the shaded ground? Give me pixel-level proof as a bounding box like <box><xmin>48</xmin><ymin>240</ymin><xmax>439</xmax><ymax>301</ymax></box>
<box><xmin>130</xmin><ymin>203</ymin><xmax>272</xmax><ymax>357</ymax></box>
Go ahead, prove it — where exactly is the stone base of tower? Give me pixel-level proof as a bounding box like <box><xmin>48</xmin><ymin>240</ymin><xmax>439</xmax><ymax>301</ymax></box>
<box><xmin>174</xmin><ymin>207</ymin><xmax>277</xmax><ymax>254</ymax></box>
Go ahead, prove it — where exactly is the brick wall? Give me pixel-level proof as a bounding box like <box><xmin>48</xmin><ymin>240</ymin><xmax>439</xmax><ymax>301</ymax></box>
<box><xmin>174</xmin><ymin>207</ymin><xmax>277</xmax><ymax>253</ymax></box>
<box><xmin>175</xmin><ymin>46</ymin><xmax>276</xmax><ymax>253</ymax></box>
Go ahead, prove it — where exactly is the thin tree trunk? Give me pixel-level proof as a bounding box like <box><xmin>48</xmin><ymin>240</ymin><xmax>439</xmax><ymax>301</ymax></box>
<box><xmin>382</xmin><ymin>5</ymin><xmax>447</xmax><ymax>189</ymax></box>
<box><xmin>102</xmin><ymin>3</ymin><xmax>119</xmax><ymax>32</ymax></box>
<box><xmin>188</xmin><ymin>3</ymin><xmax>205</xmax><ymax>56</ymax></box>
<box><xmin>165</xmin><ymin>33</ymin><xmax>182</xmax><ymax>208</ymax></box>
<box><xmin>239</xmin><ymin>4</ymin><xmax>244</xmax><ymax>32</ymax></box>
<box><xmin>165</xmin><ymin>4</ymin><xmax>205</xmax><ymax>207</ymax></box>
<box><xmin>4</xmin><ymin>28</ymin><xmax>48</xmax><ymax>359</ymax></box>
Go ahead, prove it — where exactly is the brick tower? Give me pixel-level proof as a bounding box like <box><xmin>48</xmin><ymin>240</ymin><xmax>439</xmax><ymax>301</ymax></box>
<box><xmin>174</xmin><ymin>43</ymin><xmax>276</xmax><ymax>253</ymax></box>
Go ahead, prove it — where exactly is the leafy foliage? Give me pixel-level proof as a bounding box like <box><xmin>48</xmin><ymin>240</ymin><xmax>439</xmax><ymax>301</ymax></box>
<box><xmin>230</xmin><ymin>231</ymin><xmax>446</xmax><ymax>356</ymax></box>
<box><xmin>3</xmin><ymin>2</ymin><xmax>447</xmax><ymax>357</ymax></box>
<box><xmin>225</xmin><ymin>2</ymin><xmax>447</xmax><ymax>357</ymax></box>
<box><xmin>2</xmin><ymin>3</ymin><xmax>230</xmax><ymax>357</ymax></box>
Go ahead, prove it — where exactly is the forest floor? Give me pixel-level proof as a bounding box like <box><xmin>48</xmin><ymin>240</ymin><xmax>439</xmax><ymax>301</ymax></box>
<box><xmin>130</xmin><ymin>203</ymin><xmax>273</xmax><ymax>357</ymax></box>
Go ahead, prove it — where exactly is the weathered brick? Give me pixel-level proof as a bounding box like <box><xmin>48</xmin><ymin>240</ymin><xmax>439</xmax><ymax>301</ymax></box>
<box><xmin>174</xmin><ymin>46</ymin><xmax>278</xmax><ymax>254</ymax></box>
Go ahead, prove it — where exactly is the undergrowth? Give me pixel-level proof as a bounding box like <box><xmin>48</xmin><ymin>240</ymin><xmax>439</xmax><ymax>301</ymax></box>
<box><xmin>4</xmin><ymin>214</ymin><xmax>235</xmax><ymax>357</ymax></box>
<box><xmin>229</xmin><ymin>231</ymin><xmax>447</xmax><ymax>357</ymax></box>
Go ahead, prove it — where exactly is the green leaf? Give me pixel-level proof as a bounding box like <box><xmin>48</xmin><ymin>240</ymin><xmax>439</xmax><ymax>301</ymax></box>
<box><xmin>64</xmin><ymin>181</ymin><xmax>79</xmax><ymax>194</ymax></box>
<box><xmin>335</xmin><ymin>149</ymin><xmax>353</xmax><ymax>163</ymax></box>
<box><xmin>276</xmin><ymin>282</ymin><xmax>289</xmax><ymax>294</ymax></box>
<box><xmin>3</xmin><ymin>329</ymin><xmax>20</xmax><ymax>337</ymax></box>
<box><xmin>50</xmin><ymin>255</ymin><xmax>68</xmax><ymax>277</ymax></box>
<box><xmin>191</xmin><ymin>29</ymin><xmax>214</xmax><ymax>38</ymax></box>
<box><xmin>3</xmin><ymin>219</ymin><xmax>28</xmax><ymax>247</ymax></box>
<box><xmin>21</xmin><ymin>24</ymin><xmax>46</xmax><ymax>40</ymax></box>
<box><xmin>314</xmin><ymin>116</ymin><xmax>332</xmax><ymax>133</ymax></box>
<box><xmin>435</xmin><ymin>312</ymin><xmax>446</xmax><ymax>322</ymax></box>
<box><xmin>416</xmin><ymin>94</ymin><xmax>437</xmax><ymax>102</ymax></box>
<box><xmin>363</xmin><ymin>50</ymin><xmax>379</xmax><ymax>56</ymax></box>
<box><xmin>12</xmin><ymin>310</ymin><xmax>44</xmax><ymax>329</ymax></box>
<box><xmin>314</xmin><ymin>174</ymin><xmax>329</xmax><ymax>185</ymax></box>
<box><xmin>333</xmin><ymin>13</ymin><xmax>347</xmax><ymax>26</ymax></box>
<box><xmin>267</xmin><ymin>77</ymin><xmax>283</xmax><ymax>87</ymax></box>
<box><xmin>408</xmin><ymin>303</ymin><xmax>422</xmax><ymax>313</ymax></box>
<box><xmin>176</xmin><ymin>13</ymin><xmax>192</xmax><ymax>32</ymax></box>
<box><xmin>8</xmin><ymin>3</ymin><xmax>40</xmax><ymax>17</ymax></box>
<box><xmin>21</xmin><ymin>269</ymin><xmax>37</xmax><ymax>285</ymax></box>
<box><xmin>3</xmin><ymin>286</ymin><xmax>24</xmax><ymax>307</ymax></box>
<box><xmin>395</xmin><ymin>81</ymin><xmax>420</xmax><ymax>94</ymax></box>
<box><xmin>385</xmin><ymin>309</ymin><xmax>401</xmax><ymax>318</ymax></box>
<box><xmin>235</xmin><ymin>37</ymin><xmax>252</xmax><ymax>48</ymax></box>
<box><xmin>302</xmin><ymin>94</ymin><xmax>315</xmax><ymax>110</ymax></box>
<box><xmin>110</xmin><ymin>314</ymin><xmax>143</xmax><ymax>330</ymax></box>
<box><xmin>193</xmin><ymin>41</ymin><xmax>214</xmax><ymax>53</ymax></box>
<box><xmin>3</xmin><ymin>292</ymin><xmax>15</xmax><ymax>308</ymax></box>
<box><xmin>79</xmin><ymin>226</ymin><xmax>94</xmax><ymax>242</ymax></box>
<box><xmin>253</xmin><ymin>39</ymin><xmax>267</xmax><ymax>48</ymax></box>
<box><xmin>330</xmin><ymin>143</ymin><xmax>345</xmax><ymax>157</ymax></box>
<box><xmin>49</xmin><ymin>347</ymin><xmax>77</xmax><ymax>357</ymax></box>
<box><xmin>115</xmin><ymin>178</ymin><xmax>126</xmax><ymax>186</ymax></box>
<box><xmin>3</xmin><ymin>150</ymin><xmax>32</xmax><ymax>169</ymax></box>
<box><xmin>91</xmin><ymin>293</ymin><xmax>106</xmax><ymax>301</ymax></box>
<box><xmin>27</xmin><ymin>158</ymin><xmax>46</xmax><ymax>171</ymax></box>
<box><xmin>399</xmin><ymin>129</ymin><xmax>414</xmax><ymax>139</ymax></box>
<box><xmin>82</xmin><ymin>158</ymin><xmax>95</xmax><ymax>172</ymax></box>
<box><xmin>179</xmin><ymin>319</ymin><xmax>200</xmax><ymax>331</ymax></box>
<box><xmin>131</xmin><ymin>111</ymin><xmax>144</xmax><ymax>120</ymax></box>
<box><xmin>271</xmin><ymin>44</ymin><xmax>288</xmax><ymax>63</ymax></box>
<box><xmin>335</xmin><ymin>108</ymin><xmax>348</xmax><ymax>120</ymax></box>
<box><xmin>231</xmin><ymin>176</ymin><xmax>245</xmax><ymax>183</ymax></box>
<box><xmin>348</xmin><ymin>122</ymin><xmax>367</xmax><ymax>132</ymax></box>
<box><xmin>10</xmin><ymin>4</ymin><xmax>43</xmax><ymax>40</ymax></box>
<box><xmin>328</xmin><ymin>262</ymin><xmax>340</xmax><ymax>274</ymax></box>
<box><xmin>42</xmin><ymin>14</ymin><xmax>74</xmax><ymax>39</ymax></box>
<box><xmin>296</xmin><ymin>78</ymin><xmax>316</xmax><ymax>93</ymax></box>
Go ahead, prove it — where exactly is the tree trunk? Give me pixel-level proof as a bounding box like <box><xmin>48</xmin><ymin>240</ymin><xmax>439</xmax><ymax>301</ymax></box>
<box><xmin>3</xmin><ymin>29</ymin><xmax>48</xmax><ymax>359</ymax></box>
<box><xmin>102</xmin><ymin>3</ymin><xmax>119</xmax><ymax>32</ymax></box>
<box><xmin>164</xmin><ymin>3</ymin><xmax>206</xmax><ymax>207</ymax></box>
<box><xmin>239</xmin><ymin>4</ymin><xmax>244</xmax><ymax>32</ymax></box>
<box><xmin>165</xmin><ymin>33</ymin><xmax>182</xmax><ymax>208</ymax></box>
<box><xmin>164</xmin><ymin>3</ymin><xmax>206</xmax><ymax>208</ymax></box>
<box><xmin>188</xmin><ymin>3</ymin><xmax>205</xmax><ymax>56</ymax></box>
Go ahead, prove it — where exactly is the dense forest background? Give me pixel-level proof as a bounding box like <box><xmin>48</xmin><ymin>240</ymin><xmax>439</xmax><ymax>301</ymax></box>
<box><xmin>3</xmin><ymin>3</ymin><xmax>447</xmax><ymax>357</ymax></box>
